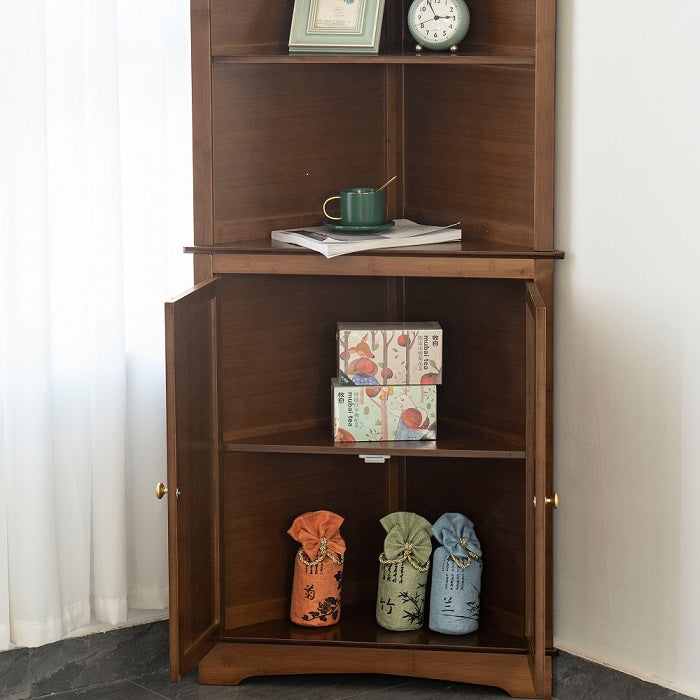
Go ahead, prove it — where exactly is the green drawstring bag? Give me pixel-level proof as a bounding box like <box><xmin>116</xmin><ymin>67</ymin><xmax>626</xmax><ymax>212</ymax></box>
<box><xmin>376</xmin><ymin>512</ymin><xmax>433</xmax><ymax>631</ymax></box>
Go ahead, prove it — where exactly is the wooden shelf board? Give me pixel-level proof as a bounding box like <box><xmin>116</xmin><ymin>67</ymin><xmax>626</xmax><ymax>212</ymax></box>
<box><xmin>186</xmin><ymin>237</ymin><xmax>563</xmax><ymax>259</ymax></box>
<box><xmin>222</xmin><ymin>423</ymin><xmax>525</xmax><ymax>459</ymax></box>
<box><xmin>219</xmin><ymin>602</ymin><xmax>528</xmax><ymax>654</ymax></box>
<box><xmin>212</xmin><ymin>52</ymin><xmax>535</xmax><ymax>67</ymax></box>
<box><xmin>186</xmin><ymin>239</ymin><xmax>562</xmax><ymax>279</ymax></box>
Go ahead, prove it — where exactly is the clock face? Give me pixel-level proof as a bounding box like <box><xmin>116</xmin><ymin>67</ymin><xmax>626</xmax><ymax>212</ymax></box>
<box><xmin>408</xmin><ymin>0</ymin><xmax>470</xmax><ymax>51</ymax></box>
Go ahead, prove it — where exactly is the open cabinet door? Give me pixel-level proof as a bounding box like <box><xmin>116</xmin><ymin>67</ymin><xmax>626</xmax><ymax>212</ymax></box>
<box><xmin>165</xmin><ymin>278</ymin><xmax>220</xmax><ymax>681</ymax></box>
<box><xmin>525</xmin><ymin>281</ymin><xmax>548</xmax><ymax>697</ymax></box>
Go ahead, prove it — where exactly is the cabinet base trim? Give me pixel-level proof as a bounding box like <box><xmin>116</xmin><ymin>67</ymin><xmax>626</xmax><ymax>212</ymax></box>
<box><xmin>198</xmin><ymin>641</ymin><xmax>552</xmax><ymax>698</ymax></box>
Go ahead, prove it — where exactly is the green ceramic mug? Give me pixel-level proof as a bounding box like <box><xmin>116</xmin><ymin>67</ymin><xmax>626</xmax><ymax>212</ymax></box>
<box><xmin>323</xmin><ymin>187</ymin><xmax>385</xmax><ymax>227</ymax></box>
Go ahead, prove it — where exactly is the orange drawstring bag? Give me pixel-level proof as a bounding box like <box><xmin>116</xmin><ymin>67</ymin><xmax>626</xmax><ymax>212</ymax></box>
<box><xmin>288</xmin><ymin>510</ymin><xmax>346</xmax><ymax>626</ymax></box>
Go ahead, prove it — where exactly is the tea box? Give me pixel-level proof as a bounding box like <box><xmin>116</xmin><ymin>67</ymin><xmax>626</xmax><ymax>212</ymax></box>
<box><xmin>337</xmin><ymin>322</ymin><xmax>442</xmax><ymax>386</ymax></box>
<box><xmin>332</xmin><ymin>379</ymin><xmax>437</xmax><ymax>442</ymax></box>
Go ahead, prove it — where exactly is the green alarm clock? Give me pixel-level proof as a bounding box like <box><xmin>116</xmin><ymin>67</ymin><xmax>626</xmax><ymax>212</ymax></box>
<box><xmin>407</xmin><ymin>0</ymin><xmax>470</xmax><ymax>53</ymax></box>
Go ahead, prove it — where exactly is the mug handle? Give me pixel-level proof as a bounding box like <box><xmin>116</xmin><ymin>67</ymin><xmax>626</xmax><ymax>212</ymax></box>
<box><xmin>322</xmin><ymin>195</ymin><xmax>341</xmax><ymax>221</ymax></box>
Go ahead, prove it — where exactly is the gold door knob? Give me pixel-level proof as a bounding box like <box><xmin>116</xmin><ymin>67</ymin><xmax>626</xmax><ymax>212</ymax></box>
<box><xmin>544</xmin><ymin>492</ymin><xmax>559</xmax><ymax>509</ymax></box>
<box><xmin>155</xmin><ymin>482</ymin><xmax>168</xmax><ymax>499</ymax></box>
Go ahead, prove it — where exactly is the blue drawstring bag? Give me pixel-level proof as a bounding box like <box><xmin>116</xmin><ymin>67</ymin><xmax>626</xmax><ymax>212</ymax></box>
<box><xmin>428</xmin><ymin>512</ymin><xmax>483</xmax><ymax>635</ymax></box>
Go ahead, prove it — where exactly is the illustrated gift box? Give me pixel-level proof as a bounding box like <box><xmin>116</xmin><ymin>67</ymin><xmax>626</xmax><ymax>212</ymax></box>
<box><xmin>332</xmin><ymin>379</ymin><xmax>437</xmax><ymax>442</ymax></box>
<box><xmin>337</xmin><ymin>322</ymin><xmax>442</xmax><ymax>386</ymax></box>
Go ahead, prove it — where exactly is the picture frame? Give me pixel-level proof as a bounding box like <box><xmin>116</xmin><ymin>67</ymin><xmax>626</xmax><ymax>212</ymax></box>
<box><xmin>289</xmin><ymin>0</ymin><xmax>385</xmax><ymax>54</ymax></box>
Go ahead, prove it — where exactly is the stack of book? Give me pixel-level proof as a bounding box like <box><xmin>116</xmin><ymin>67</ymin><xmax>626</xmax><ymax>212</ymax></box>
<box><xmin>271</xmin><ymin>219</ymin><xmax>461</xmax><ymax>258</ymax></box>
<box><xmin>331</xmin><ymin>322</ymin><xmax>442</xmax><ymax>443</ymax></box>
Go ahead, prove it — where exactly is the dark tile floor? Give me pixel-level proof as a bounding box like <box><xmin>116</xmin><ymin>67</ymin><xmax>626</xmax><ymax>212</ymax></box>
<box><xmin>0</xmin><ymin>621</ymin><xmax>693</xmax><ymax>699</ymax></box>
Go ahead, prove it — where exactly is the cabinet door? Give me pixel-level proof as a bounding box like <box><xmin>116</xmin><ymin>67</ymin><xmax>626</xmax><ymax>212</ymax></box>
<box><xmin>165</xmin><ymin>278</ymin><xmax>220</xmax><ymax>680</ymax></box>
<box><xmin>525</xmin><ymin>281</ymin><xmax>548</xmax><ymax>695</ymax></box>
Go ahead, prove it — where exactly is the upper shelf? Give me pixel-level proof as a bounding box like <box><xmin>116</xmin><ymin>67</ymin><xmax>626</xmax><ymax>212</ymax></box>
<box><xmin>185</xmin><ymin>238</ymin><xmax>563</xmax><ymax>279</ymax></box>
<box><xmin>212</xmin><ymin>51</ymin><xmax>535</xmax><ymax>67</ymax></box>
<box><xmin>186</xmin><ymin>237</ymin><xmax>563</xmax><ymax>259</ymax></box>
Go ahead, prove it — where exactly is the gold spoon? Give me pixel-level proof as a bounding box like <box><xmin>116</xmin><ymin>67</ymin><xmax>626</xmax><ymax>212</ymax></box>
<box><xmin>377</xmin><ymin>175</ymin><xmax>397</xmax><ymax>192</ymax></box>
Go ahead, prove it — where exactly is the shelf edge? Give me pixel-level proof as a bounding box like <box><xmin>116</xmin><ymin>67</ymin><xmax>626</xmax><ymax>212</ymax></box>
<box><xmin>211</xmin><ymin>53</ymin><xmax>536</xmax><ymax>67</ymax></box>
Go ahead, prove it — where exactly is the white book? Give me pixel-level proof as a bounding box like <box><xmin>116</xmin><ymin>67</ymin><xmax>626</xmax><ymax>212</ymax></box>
<box><xmin>270</xmin><ymin>219</ymin><xmax>461</xmax><ymax>258</ymax></box>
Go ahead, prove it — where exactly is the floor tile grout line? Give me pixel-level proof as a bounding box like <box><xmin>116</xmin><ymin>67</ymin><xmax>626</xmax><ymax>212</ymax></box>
<box><xmin>331</xmin><ymin>679</ymin><xmax>430</xmax><ymax>699</ymax></box>
<box><xmin>128</xmin><ymin>677</ymin><xmax>174</xmax><ymax>698</ymax></box>
<box><xmin>29</xmin><ymin>679</ymin><xmax>164</xmax><ymax>699</ymax></box>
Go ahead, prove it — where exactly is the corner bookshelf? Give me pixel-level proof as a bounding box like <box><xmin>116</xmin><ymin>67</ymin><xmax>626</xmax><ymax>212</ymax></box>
<box><xmin>163</xmin><ymin>1</ymin><xmax>560</xmax><ymax>697</ymax></box>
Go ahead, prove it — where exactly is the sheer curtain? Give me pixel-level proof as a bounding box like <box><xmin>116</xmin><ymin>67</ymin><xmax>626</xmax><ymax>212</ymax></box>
<box><xmin>0</xmin><ymin>1</ymin><xmax>192</xmax><ymax>649</ymax></box>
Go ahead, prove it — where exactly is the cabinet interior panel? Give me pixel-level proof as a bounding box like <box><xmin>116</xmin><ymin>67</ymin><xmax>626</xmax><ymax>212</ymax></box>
<box><xmin>404</xmin><ymin>66</ymin><xmax>535</xmax><ymax>248</ymax></box>
<box><xmin>219</xmin><ymin>275</ymin><xmax>525</xmax><ymax>448</ymax></box>
<box><xmin>210</xmin><ymin>1</ymin><xmax>294</xmax><ymax>55</ymax></box>
<box><xmin>210</xmin><ymin>1</ymin><xmax>405</xmax><ymax>55</ymax></box>
<box><xmin>405</xmin><ymin>278</ymin><xmax>525</xmax><ymax>447</ymax></box>
<box><xmin>218</xmin><ymin>275</ymin><xmax>393</xmax><ymax>440</ymax></box>
<box><xmin>223</xmin><ymin>452</ymin><xmax>389</xmax><ymax>629</ymax></box>
<box><xmin>405</xmin><ymin>458</ymin><xmax>526</xmax><ymax>638</ymax></box>
<box><xmin>212</xmin><ymin>64</ymin><xmax>389</xmax><ymax>243</ymax></box>
<box><xmin>461</xmin><ymin>0</ymin><xmax>536</xmax><ymax>53</ymax></box>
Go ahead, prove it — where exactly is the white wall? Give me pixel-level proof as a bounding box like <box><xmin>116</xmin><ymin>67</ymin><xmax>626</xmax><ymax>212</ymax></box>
<box><xmin>554</xmin><ymin>1</ymin><xmax>700</xmax><ymax>696</ymax></box>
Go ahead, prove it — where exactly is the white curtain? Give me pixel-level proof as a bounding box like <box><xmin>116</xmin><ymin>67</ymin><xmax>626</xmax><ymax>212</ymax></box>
<box><xmin>0</xmin><ymin>1</ymin><xmax>192</xmax><ymax>649</ymax></box>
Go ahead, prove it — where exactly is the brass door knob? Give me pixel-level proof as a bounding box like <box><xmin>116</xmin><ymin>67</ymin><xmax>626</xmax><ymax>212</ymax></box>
<box><xmin>155</xmin><ymin>482</ymin><xmax>168</xmax><ymax>499</ymax></box>
<box><xmin>544</xmin><ymin>492</ymin><xmax>559</xmax><ymax>509</ymax></box>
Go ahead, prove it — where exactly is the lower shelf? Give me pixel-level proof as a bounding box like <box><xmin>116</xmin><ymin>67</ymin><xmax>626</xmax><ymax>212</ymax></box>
<box><xmin>220</xmin><ymin>601</ymin><xmax>527</xmax><ymax>653</ymax></box>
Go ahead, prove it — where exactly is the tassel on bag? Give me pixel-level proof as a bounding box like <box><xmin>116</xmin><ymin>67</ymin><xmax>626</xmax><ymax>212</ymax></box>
<box><xmin>288</xmin><ymin>510</ymin><xmax>346</xmax><ymax>627</ymax></box>
<box><xmin>428</xmin><ymin>512</ymin><xmax>483</xmax><ymax>635</ymax></box>
<box><xmin>376</xmin><ymin>512</ymin><xmax>433</xmax><ymax>631</ymax></box>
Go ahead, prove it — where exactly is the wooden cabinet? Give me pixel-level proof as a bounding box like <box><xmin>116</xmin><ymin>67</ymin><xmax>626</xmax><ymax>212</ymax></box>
<box><xmin>164</xmin><ymin>1</ymin><xmax>561</xmax><ymax>698</ymax></box>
